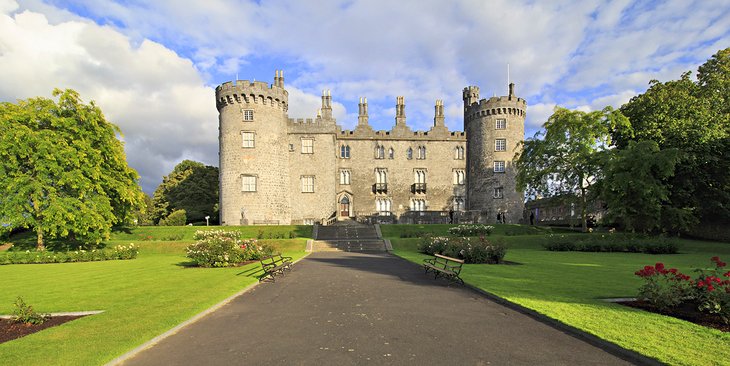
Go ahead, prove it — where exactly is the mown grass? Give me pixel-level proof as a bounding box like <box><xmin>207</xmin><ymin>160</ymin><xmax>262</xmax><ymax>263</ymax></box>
<box><xmin>379</xmin><ymin>223</ymin><xmax>574</xmax><ymax>238</ymax></box>
<box><xmin>390</xmin><ymin>231</ymin><xmax>730</xmax><ymax>366</ymax></box>
<box><xmin>0</xmin><ymin>227</ymin><xmax>310</xmax><ymax>365</ymax></box>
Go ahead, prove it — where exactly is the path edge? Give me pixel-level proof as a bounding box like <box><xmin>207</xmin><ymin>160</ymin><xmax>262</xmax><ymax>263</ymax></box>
<box><xmin>105</xmin><ymin>253</ymin><xmax>311</xmax><ymax>366</ymax></box>
<box><xmin>389</xmin><ymin>252</ymin><xmax>662</xmax><ymax>366</ymax></box>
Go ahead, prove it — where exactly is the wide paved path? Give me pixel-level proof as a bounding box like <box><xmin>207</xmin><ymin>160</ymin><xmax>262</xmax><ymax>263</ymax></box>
<box><xmin>122</xmin><ymin>252</ymin><xmax>635</xmax><ymax>365</ymax></box>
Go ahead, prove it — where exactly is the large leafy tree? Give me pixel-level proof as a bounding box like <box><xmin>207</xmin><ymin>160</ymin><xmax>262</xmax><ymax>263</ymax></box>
<box><xmin>600</xmin><ymin>140</ymin><xmax>680</xmax><ymax>233</ymax></box>
<box><xmin>0</xmin><ymin>89</ymin><xmax>145</xmax><ymax>249</ymax></box>
<box><xmin>515</xmin><ymin>107</ymin><xmax>629</xmax><ymax>232</ymax></box>
<box><xmin>152</xmin><ymin>160</ymin><xmax>218</xmax><ymax>224</ymax></box>
<box><xmin>619</xmin><ymin>48</ymin><xmax>730</xmax><ymax>231</ymax></box>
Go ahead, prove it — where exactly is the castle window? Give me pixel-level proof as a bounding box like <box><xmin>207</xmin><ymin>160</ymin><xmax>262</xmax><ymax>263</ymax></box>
<box><xmin>417</xmin><ymin>146</ymin><xmax>426</xmax><ymax>160</ymax></box>
<box><xmin>410</xmin><ymin>198</ymin><xmax>426</xmax><ymax>212</ymax></box>
<box><xmin>494</xmin><ymin>161</ymin><xmax>505</xmax><ymax>173</ymax></box>
<box><xmin>496</xmin><ymin>119</ymin><xmax>506</xmax><ymax>129</ymax></box>
<box><xmin>406</xmin><ymin>147</ymin><xmax>413</xmax><ymax>160</ymax></box>
<box><xmin>388</xmin><ymin>147</ymin><xmax>394</xmax><ymax>159</ymax></box>
<box><xmin>495</xmin><ymin>139</ymin><xmax>506</xmax><ymax>151</ymax></box>
<box><xmin>241</xmin><ymin>175</ymin><xmax>256</xmax><ymax>192</ymax></box>
<box><xmin>289</xmin><ymin>144</ymin><xmax>295</xmax><ymax>152</ymax></box>
<box><xmin>340</xmin><ymin>145</ymin><xmax>350</xmax><ymax>159</ymax></box>
<box><xmin>453</xmin><ymin>169</ymin><xmax>465</xmax><ymax>185</ymax></box>
<box><xmin>453</xmin><ymin>196</ymin><xmax>465</xmax><ymax>211</ymax></box>
<box><xmin>375</xmin><ymin>144</ymin><xmax>385</xmax><ymax>159</ymax></box>
<box><xmin>242</xmin><ymin>109</ymin><xmax>254</xmax><ymax>121</ymax></box>
<box><xmin>494</xmin><ymin>187</ymin><xmax>504</xmax><ymax>199</ymax></box>
<box><xmin>241</xmin><ymin>131</ymin><xmax>255</xmax><ymax>148</ymax></box>
<box><xmin>454</xmin><ymin>146</ymin><xmax>464</xmax><ymax>160</ymax></box>
<box><xmin>301</xmin><ymin>176</ymin><xmax>315</xmax><ymax>193</ymax></box>
<box><xmin>301</xmin><ymin>138</ymin><xmax>314</xmax><ymax>154</ymax></box>
<box><xmin>340</xmin><ymin>169</ymin><xmax>351</xmax><ymax>185</ymax></box>
<box><xmin>375</xmin><ymin>168</ymin><xmax>387</xmax><ymax>184</ymax></box>
<box><xmin>376</xmin><ymin>198</ymin><xmax>392</xmax><ymax>214</ymax></box>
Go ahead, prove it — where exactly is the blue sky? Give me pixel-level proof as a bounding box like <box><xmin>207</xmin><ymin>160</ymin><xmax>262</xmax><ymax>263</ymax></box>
<box><xmin>1</xmin><ymin>0</ymin><xmax>728</xmax><ymax>193</ymax></box>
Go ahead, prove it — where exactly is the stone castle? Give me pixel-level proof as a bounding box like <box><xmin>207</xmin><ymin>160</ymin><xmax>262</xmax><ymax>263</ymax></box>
<box><xmin>216</xmin><ymin>71</ymin><xmax>525</xmax><ymax>225</ymax></box>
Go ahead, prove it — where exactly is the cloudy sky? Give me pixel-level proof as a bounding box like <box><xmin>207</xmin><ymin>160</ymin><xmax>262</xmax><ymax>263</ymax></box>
<box><xmin>1</xmin><ymin>0</ymin><xmax>728</xmax><ymax>193</ymax></box>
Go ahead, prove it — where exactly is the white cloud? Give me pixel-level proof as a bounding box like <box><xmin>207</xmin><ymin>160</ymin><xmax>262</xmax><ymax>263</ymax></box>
<box><xmin>0</xmin><ymin>5</ymin><xmax>217</xmax><ymax>193</ymax></box>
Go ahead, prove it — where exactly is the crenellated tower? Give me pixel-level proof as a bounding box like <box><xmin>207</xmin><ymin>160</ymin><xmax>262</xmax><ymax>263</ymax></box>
<box><xmin>216</xmin><ymin>70</ymin><xmax>291</xmax><ymax>225</ymax></box>
<box><xmin>463</xmin><ymin>83</ymin><xmax>526</xmax><ymax>223</ymax></box>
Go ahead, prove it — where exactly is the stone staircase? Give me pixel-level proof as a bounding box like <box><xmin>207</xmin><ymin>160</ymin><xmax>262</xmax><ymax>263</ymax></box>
<box><xmin>311</xmin><ymin>220</ymin><xmax>387</xmax><ymax>252</ymax></box>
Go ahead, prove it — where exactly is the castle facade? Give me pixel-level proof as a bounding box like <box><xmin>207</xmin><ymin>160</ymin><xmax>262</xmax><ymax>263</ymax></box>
<box><xmin>216</xmin><ymin>71</ymin><xmax>525</xmax><ymax>225</ymax></box>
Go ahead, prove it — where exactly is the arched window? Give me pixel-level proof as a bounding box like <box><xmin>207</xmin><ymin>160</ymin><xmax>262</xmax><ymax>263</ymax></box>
<box><xmin>406</xmin><ymin>147</ymin><xmax>413</xmax><ymax>160</ymax></box>
<box><xmin>388</xmin><ymin>147</ymin><xmax>394</xmax><ymax>159</ymax></box>
<box><xmin>417</xmin><ymin>146</ymin><xmax>426</xmax><ymax>160</ymax></box>
<box><xmin>375</xmin><ymin>144</ymin><xmax>385</xmax><ymax>159</ymax></box>
<box><xmin>454</xmin><ymin>146</ymin><xmax>464</xmax><ymax>160</ymax></box>
<box><xmin>340</xmin><ymin>145</ymin><xmax>350</xmax><ymax>159</ymax></box>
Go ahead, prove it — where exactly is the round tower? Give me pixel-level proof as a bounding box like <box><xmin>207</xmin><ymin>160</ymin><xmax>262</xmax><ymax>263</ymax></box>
<box><xmin>216</xmin><ymin>71</ymin><xmax>291</xmax><ymax>225</ymax></box>
<box><xmin>463</xmin><ymin>83</ymin><xmax>526</xmax><ymax>223</ymax></box>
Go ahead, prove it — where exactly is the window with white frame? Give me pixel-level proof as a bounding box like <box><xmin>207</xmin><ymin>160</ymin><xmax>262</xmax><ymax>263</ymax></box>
<box><xmin>375</xmin><ymin>144</ymin><xmax>385</xmax><ymax>159</ymax></box>
<box><xmin>301</xmin><ymin>176</ymin><xmax>315</xmax><ymax>193</ymax></box>
<box><xmin>241</xmin><ymin>131</ymin><xmax>255</xmax><ymax>148</ymax></box>
<box><xmin>494</xmin><ymin>187</ymin><xmax>504</xmax><ymax>199</ymax></box>
<box><xmin>453</xmin><ymin>196</ymin><xmax>465</xmax><ymax>211</ymax></box>
<box><xmin>495</xmin><ymin>138</ymin><xmax>506</xmax><ymax>151</ymax></box>
<box><xmin>495</xmin><ymin>118</ymin><xmax>506</xmax><ymax>129</ymax></box>
<box><xmin>453</xmin><ymin>169</ymin><xmax>465</xmax><ymax>185</ymax></box>
<box><xmin>241</xmin><ymin>175</ymin><xmax>256</xmax><ymax>192</ymax></box>
<box><xmin>340</xmin><ymin>169</ymin><xmax>351</xmax><ymax>185</ymax></box>
<box><xmin>454</xmin><ymin>146</ymin><xmax>464</xmax><ymax>160</ymax></box>
<box><xmin>340</xmin><ymin>145</ymin><xmax>350</xmax><ymax>158</ymax></box>
<box><xmin>417</xmin><ymin>146</ymin><xmax>426</xmax><ymax>159</ymax></box>
<box><xmin>376</xmin><ymin>198</ymin><xmax>391</xmax><ymax>214</ymax></box>
<box><xmin>406</xmin><ymin>147</ymin><xmax>413</xmax><ymax>160</ymax></box>
<box><xmin>242</xmin><ymin>109</ymin><xmax>254</xmax><ymax>121</ymax></box>
<box><xmin>375</xmin><ymin>168</ymin><xmax>387</xmax><ymax>184</ymax></box>
<box><xmin>301</xmin><ymin>138</ymin><xmax>314</xmax><ymax>154</ymax></box>
<box><xmin>411</xmin><ymin>198</ymin><xmax>426</xmax><ymax>211</ymax></box>
<box><xmin>414</xmin><ymin>169</ymin><xmax>427</xmax><ymax>184</ymax></box>
<box><xmin>494</xmin><ymin>161</ymin><xmax>505</xmax><ymax>173</ymax></box>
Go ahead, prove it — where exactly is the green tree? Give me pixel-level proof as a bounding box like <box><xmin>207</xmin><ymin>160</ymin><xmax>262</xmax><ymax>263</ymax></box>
<box><xmin>600</xmin><ymin>141</ymin><xmax>680</xmax><ymax>233</ymax></box>
<box><xmin>515</xmin><ymin>107</ymin><xmax>629</xmax><ymax>232</ymax></box>
<box><xmin>619</xmin><ymin>48</ymin><xmax>730</xmax><ymax>231</ymax></box>
<box><xmin>152</xmin><ymin>160</ymin><xmax>218</xmax><ymax>225</ymax></box>
<box><xmin>159</xmin><ymin>209</ymin><xmax>187</xmax><ymax>226</ymax></box>
<box><xmin>0</xmin><ymin>89</ymin><xmax>145</xmax><ymax>249</ymax></box>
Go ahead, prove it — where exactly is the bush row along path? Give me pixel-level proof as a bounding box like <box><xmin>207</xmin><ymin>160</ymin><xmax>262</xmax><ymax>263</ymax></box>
<box><xmin>120</xmin><ymin>251</ymin><xmax>635</xmax><ymax>365</ymax></box>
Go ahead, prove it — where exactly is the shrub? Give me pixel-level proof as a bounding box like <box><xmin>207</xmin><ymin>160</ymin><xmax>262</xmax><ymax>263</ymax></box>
<box><xmin>12</xmin><ymin>296</ymin><xmax>49</xmax><ymax>325</ymax></box>
<box><xmin>419</xmin><ymin>235</ymin><xmax>506</xmax><ymax>264</ymax></box>
<box><xmin>160</xmin><ymin>209</ymin><xmax>187</xmax><ymax>226</ymax></box>
<box><xmin>448</xmin><ymin>224</ymin><xmax>494</xmax><ymax>237</ymax></box>
<box><xmin>693</xmin><ymin>257</ymin><xmax>730</xmax><ymax>323</ymax></box>
<box><xmin>417</xmin><ymin>235</ymin><xmax>449</xmax><ymax>255</ymax></box>
<box><xmin>187</xmin><ymin>230</ymin><xmax>272</xmax><ymax>267</ymax></box>
<box><xmin>0</xmin><ymin>245</ymin><xmax>138</xmax><ymax>265</ymax></box>
<box><xmin>544</xmin><ymin>233</ymin><xmax>679</xmax><ymax>254</ymax></box>
<box><xmin>635</xmin><ymin>262</ymin><xmax>693</xmax><ymax>310</ymax></box>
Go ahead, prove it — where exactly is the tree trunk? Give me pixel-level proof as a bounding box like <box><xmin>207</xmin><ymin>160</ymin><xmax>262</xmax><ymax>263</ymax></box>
<box><xmin>580</xmin><ymin>187</ymin><xmax>588</xmax><ymax>233</ymax></box>
<box><xmin>36</xmin><ymin>226</ymin><xmax>45</xmax><ymax>251</ymax></box>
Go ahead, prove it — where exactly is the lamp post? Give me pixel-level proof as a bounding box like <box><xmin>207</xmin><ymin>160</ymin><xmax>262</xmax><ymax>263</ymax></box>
<box><xmin>205</xmin><ymin>216</ymin><xmax>210</xmax><ymax>226</ymax></box>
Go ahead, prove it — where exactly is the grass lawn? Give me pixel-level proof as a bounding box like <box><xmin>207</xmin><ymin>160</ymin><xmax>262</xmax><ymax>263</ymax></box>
<box><xmin>0</xmin><ymin>226</ymin><xmax>310</xmax><ymax>365</ymax></box>
<box><xmin>390</xmin><ymin>230</ymin><xmax>730</xmax><ymax>366</ymax></box>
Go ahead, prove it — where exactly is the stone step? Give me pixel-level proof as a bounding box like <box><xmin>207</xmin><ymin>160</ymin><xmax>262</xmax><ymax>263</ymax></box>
<box><xmin>312</xmin><ymin>240</ymin><xmax>386</xmax><ymax>252</ymax></box>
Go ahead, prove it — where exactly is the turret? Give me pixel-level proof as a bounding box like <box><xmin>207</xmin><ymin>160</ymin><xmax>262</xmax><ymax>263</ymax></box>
<box><xmin>395</xmin><ymin>96</ymin><xmax>406</xmax><ymax>126</ymax></box>
<box><xmin>463</xmin><ymin>83</ymin><xmax>526</xmax><ymax>224</ymax></box>
<box><xmin>216</xmin><ymin>70</ymin><xmax>291</xmax><ymax>225</ymax></box>
<box><xmin>433</xmin><ymin>99</ymin><xmax>445</xmax><ymax>127</ymax></box>
<box><xmin>321</xmin><ymin>89</ymin><xmax>333</xmax><ymax>120</ymax></box>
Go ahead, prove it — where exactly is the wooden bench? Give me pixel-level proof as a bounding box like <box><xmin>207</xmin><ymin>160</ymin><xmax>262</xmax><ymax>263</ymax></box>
<box><xmin>423</xmin><ymin>253</ymin><xmax>464</xmax><ymax>285</ymax></box>
<box><xmin>259</xmin><ymin>253</ymin><xmax>293</xmax><ymax>282</ymax></box>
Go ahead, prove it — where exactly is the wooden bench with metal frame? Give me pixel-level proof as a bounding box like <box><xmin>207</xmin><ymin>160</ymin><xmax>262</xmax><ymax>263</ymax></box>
<box><xmin>423</xmin><ymin>253</ymin><xmax>464</xmax><ymax>285</ymax></box>
<box><xmin>259</xmin><ymin>253</ymin><xmax>293</xmax><ymax>282</ymax></box>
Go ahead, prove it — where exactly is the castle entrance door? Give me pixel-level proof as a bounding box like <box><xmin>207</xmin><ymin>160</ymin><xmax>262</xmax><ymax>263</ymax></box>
<box><xmin>339</xmin><ymin>196</ymin><xmax>350</xmax><ymax>217</ymax></box>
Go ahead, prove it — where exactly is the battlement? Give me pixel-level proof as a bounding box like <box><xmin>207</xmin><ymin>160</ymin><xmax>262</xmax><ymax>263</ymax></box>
<box><xmin>215</xmin><ymin>71</ymin><xmax>289</xmax><ymax>112</ymax></box>
<box><xmin>464</xmin><ymin>95</ymin><xmax>527</xmax><ymax>123</ymax></box>
<box><xmin>337</xmin><ymin>127</ymin><xmax>465</xmax><ymax>141</ymax></box>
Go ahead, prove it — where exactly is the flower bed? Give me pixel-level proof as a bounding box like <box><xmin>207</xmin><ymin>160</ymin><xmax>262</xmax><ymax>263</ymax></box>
<box><xmin>186</xmin><ymin>230</ymin><xmax>274</xmax><ymax>267</ymax></box>
<box><xmin>0</xmin><ymin>244</ymin><xmax>139</xmax><ymax>265</ymax></box>
<box><xmin>448</xmin><ymin>224</ymin><xmax>494</xmax><ymax>237</ymax></box>
<box><xmin>634</xmin><ymin>257</ymin><xmax>730</xmax><ymax>325</ymax></box>
<box><xmin>418</xmin><ymin>235</ymin><xmax>505</xmax><ymax>264</ymax></box>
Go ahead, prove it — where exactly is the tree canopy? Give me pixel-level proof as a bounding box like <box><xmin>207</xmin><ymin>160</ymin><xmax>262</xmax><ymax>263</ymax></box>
<box><xmin>619</xmin><ymin>48</ymin><xmax>730</xmax><ymax>231</ymax></box>
<box><xmin>515</xmin><ymin>106</ymin><xmax>629</xmax><ymax>231</ymax></box>
<box><xmin>0</xmin><ymin>89</ymin><xmax>145</xmax><ymax>249</ymax></box>
<box><xmin>152</xmin><ymin>160</ymin><xmax>218</xmax><ymax>225</ymax></box>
